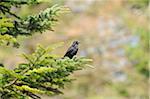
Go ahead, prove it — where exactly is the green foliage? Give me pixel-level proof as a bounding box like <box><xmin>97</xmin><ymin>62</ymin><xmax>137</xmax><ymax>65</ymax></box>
<box><xmin>0</xmin><ymin>0</ymin><xmax>39</xmax><ymax>6</ymax></box>
<box><xmin>0</xmin><ymin>34</ymin><xmax>19</xmax><ymax>47</ymax></box>
<box><xmin>123</xmin><ymin>0</ymin><xmax>149</xmax><ymax>78</ymax></box>
<box><xmin>0</xmin><ymin>16</ymin><xmax>19</xmax><ymax>47</ymax></box>
<box><xmin>0</xmin><ymin>44</ymin><xmax>92</xmax><ymax>99</ymax></box>
<box><xmin>0</xmin><ymin>17</ymin><xmax>13</xmax><ymax>33</ymax></box>
<box><xmin>0</xmin><ymin>0</ymin><xmax>91</xmax><ymax>99</ymax></box>
<box><xmin>126</xmin><ymin>28</ymin><xmax>149</xmax><ymax>77</ymax></box>
<box><xmin>2</xmin><ymin>5</ymin><xmax>68</xmax><ymax>37</ymax></box>
<box><xmin>127</xmin><ymin>0</ymin><xmax>149</xmax><ymax>9</ymax></box>
<box><xmin>0</xmin><ymin>0</ymin><xmax>69</xmax><ymax>47</ymax></box>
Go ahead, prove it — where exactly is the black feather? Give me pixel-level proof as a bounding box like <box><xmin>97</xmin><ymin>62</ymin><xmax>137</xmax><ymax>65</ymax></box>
<box><xmin>64</xmin><ymin>41</ymin><xmax>79</xmax><ymax>59</ymax></box>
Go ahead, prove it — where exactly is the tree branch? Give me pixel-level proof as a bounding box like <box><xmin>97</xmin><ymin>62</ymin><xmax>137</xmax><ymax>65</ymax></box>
<box><xmin>0</xmin><ymin>0</ymin><xmax>37</xmax><ymax>5</ymax></box>
<box><xmin>39</xmin><ymin>85</ymin><xmax>63</xmax><ymax>94</ymax></box>
<box><xmin>15</xmin><ymin>82</ymin><xmax>63</xmax><ymax>94</ymax></box>
<box><xmin>4</xmin><ymin>67</ymin><xmax>30</xmax><ymax>87</ymax></box>
<box><xmin>23</xmin><ymin>90</ymin><xmax>41</xmax><ymax>99</ymax></box>
<box><xmin>0</xmin><ymin>5</ymin><xmax>21</xmax><ymax>19</ymax></box>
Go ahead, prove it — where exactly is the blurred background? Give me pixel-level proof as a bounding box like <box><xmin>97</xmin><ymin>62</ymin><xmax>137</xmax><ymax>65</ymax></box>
<box><xmin>0</xmin><ymin>0</ymin><xmax>149</xmax><ymax>99</ymax></box>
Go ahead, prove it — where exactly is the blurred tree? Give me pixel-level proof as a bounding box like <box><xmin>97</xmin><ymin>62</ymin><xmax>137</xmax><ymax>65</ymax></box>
<box><xmin>0</xmin><ymin>0</ymin><xmax>91</xmax><ymax>98</ymax></box>
<box><xmin>126</xmin><ymin>28</ymin><xmax>149</xmax><ymax>78</ymax></box>
<box><xmin>125</xmin><ymin>0</ymin><xmax>149</xmax><ymax>78</ymax></box>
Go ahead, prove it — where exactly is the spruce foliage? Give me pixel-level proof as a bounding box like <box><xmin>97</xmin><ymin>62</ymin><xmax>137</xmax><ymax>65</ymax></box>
<box><xmin>0</xmin><ymin>0</ymin><xmax>92</xmax><ymax>98</ymax></box>
<box><xmin>0</xmin><ymin>44</ymin><xmax>92</xmax><ymax>98</ymax></box>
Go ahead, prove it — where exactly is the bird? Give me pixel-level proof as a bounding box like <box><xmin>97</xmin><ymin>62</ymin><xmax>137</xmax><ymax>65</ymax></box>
<box><xmin>64</xmin><ymin>41</ymin><xmax>79</xmax><ymax>59</ymax></box>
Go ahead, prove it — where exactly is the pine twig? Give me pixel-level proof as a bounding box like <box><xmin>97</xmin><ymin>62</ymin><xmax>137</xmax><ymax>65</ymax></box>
<box><xmin>23</xmin><ymin>90</ymin><xmax>41</xmax><ymax>99</ymax></box>
<box><xmin>0</xmin><ymin>5</ymin><xmax>21</xmax><ymax>19</ymax></box>
<box><xmin>4</xmin><ymin>67</ymin><xmax>30</xmax><ymax>87</ymax></box>
<box><xmin>39</xmin><ymin>85</ymin><xmax>63</xmax><ymax>94</ymax></box>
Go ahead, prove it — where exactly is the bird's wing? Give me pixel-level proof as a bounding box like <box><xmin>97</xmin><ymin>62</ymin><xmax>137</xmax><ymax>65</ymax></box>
<box><xmin>64</xmin><ymin>46</ymin><xmax>74</xmax><ymax>57</ymax></box>
<box><xmin>70</xmin><ymin>47</ymin><xmax>78</xmax><ymax>55</ymax></box>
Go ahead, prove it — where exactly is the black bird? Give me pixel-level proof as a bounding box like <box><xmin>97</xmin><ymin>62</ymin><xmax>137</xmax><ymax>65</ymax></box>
<box><xmin>64</xmin><ymin>41</ymin><xmax>79</xmax><ymax>59</ymax></box>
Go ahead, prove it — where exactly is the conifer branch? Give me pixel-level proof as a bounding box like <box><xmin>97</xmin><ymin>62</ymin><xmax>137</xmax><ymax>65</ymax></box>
<box><xmin>0</xmin><ymin>45</ymin><xmax>92</xmax><ymax>98</ymax></box>
<box><xmin>0</xmin><ymin>1</ymin><xmax>91</xmax><ymax>98</ymax></box>
<box><xmin>0</xmin><ymin>5</ymin><xmax>21</xmax><ymax>19</ymax></box>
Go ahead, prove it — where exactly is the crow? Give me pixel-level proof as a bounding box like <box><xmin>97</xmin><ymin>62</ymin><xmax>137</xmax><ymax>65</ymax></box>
<box><xmin>64</xmin><ymin>41</ymin><xmax>79</xmax><ymax>59</ymax></box>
